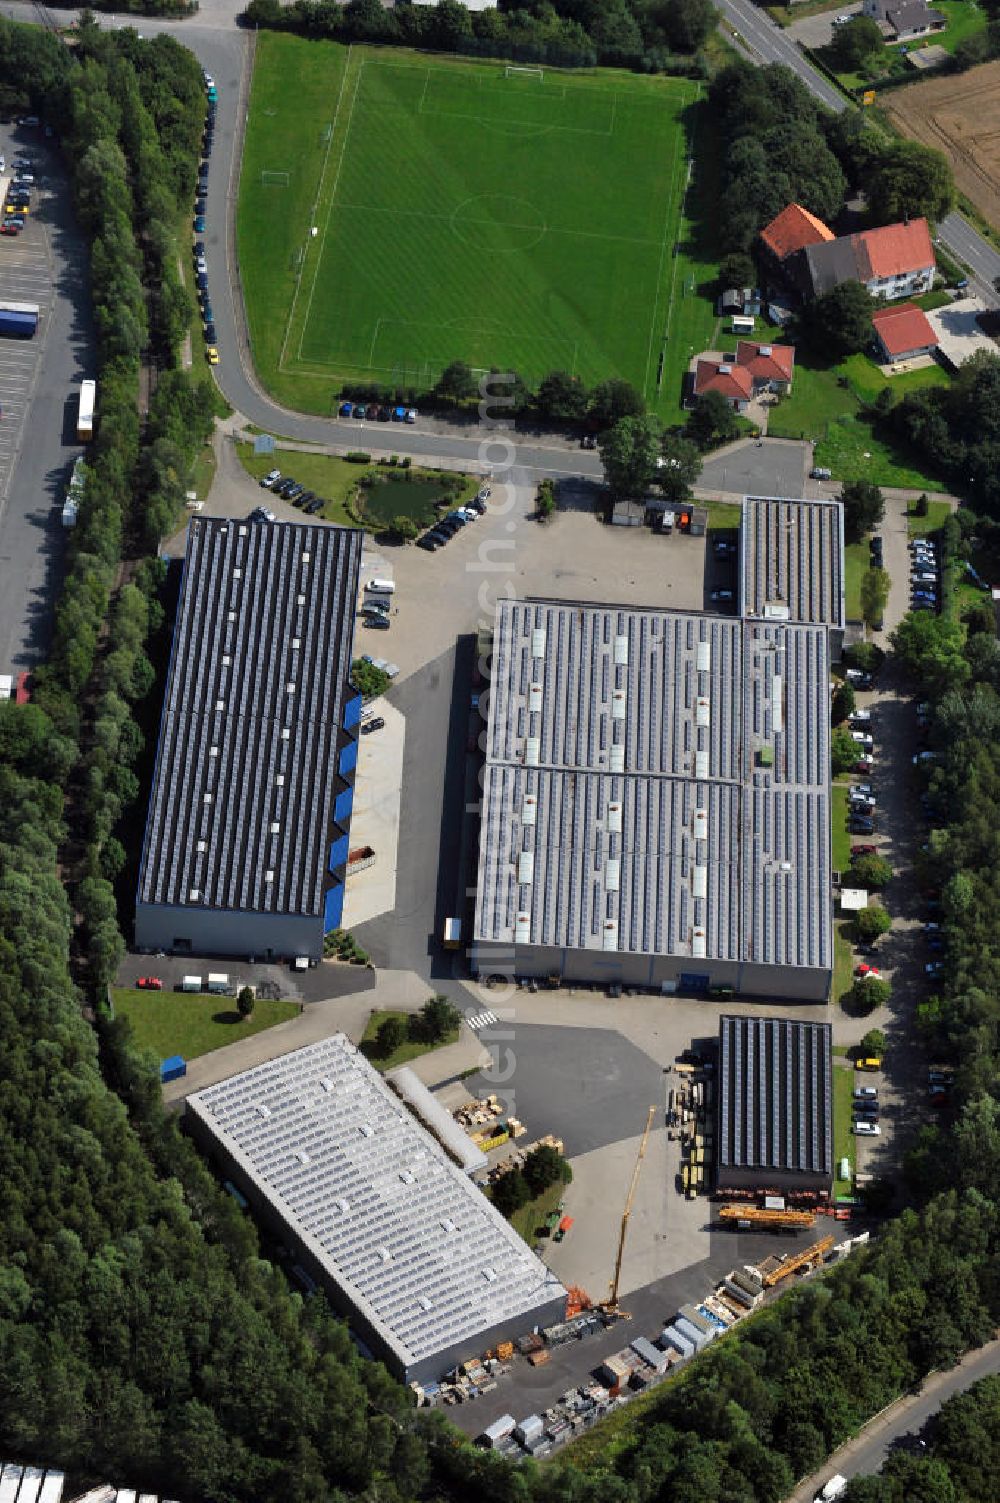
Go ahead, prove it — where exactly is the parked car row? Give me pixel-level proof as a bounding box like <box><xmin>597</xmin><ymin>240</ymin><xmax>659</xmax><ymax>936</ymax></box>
<box><xmin>853</xmin><ymin>1081</ymin><xmax>881</xmax><ymax>1134</ymax></box>
<box><xmin>909</xmin><ymin>536</ymin><xmax>939</xmax><ymax>614</ymax></box>
<box><xmin>0</xmin><ymin>156</ymin><xmax>35</xmax><ymax>235</ymax></box>
<box><xmin>339</xmin><ymin>401</ymin><xmax>417</xmax><ymax>423</ymax></box>
<box><xmin>258</xmin><ymin>470</ymin><xmax>327</xmax><ymax>515</ymax></box>
<box><xmin>418</xmin><ymin>490</ymin><xmax>489</xmax><ymax>551</ymax></box>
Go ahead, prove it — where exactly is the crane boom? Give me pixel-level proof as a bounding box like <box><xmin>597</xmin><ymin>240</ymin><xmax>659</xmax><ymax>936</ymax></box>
<box><xmin>606</xmin><ymin>1104</ymin><xmax>657</xmax><ymax>1316</ymax></box>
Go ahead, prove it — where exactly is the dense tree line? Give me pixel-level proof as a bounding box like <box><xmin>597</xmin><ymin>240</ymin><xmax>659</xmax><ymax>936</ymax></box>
<box><xmin>245</xmin><ymin>0</ymin><xmax>717</xmax><ymax>73</ymax></box>
<box><xmin>709</xmin><ymin>61</ymin><xmax>954</xmax><ymax>257</ymax></box>
<box><xmin>890</xmin><ymin>352</ymin><xmax>1000</xmax><ymax>519</ymax></box>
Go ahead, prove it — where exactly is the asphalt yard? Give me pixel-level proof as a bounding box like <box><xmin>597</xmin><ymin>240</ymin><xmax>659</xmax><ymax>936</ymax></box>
<box><xmin>0</xmin><ymin>215</ymin><xmax>50</xmax><ymax>500</ymax></box>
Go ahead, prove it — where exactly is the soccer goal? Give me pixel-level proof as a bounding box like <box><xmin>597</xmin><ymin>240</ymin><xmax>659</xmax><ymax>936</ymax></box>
<box><xmin>505</xmin><ymin>65</ymin><xmax>544</xmax><ymax>82</ymax></box>
<box><xmin>261</xmin><ymin>170</ymin><xmax>290</xmax><ymax>187</ymax></box>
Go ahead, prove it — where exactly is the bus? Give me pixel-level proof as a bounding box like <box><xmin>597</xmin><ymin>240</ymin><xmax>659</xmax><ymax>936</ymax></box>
<box><xmin>76</xmin><ymin>378</ymin><xmax>96</xmax><ymax>441</ymax></box>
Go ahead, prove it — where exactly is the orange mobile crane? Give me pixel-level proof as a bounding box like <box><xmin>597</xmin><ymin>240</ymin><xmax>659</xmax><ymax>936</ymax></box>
<box><xmin>761</xmin><ymin>1235</ymin><xmax>835</xmax><ymax>1287</ymax></box>
<box><xmin>718</xmin><ymin>1204</ymin><xmax>816</xmax><ymax>1230</ymax></box>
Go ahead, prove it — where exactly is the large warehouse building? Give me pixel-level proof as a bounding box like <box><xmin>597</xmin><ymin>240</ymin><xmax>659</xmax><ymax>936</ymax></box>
<box><xmin>740</xmin><ymin>495</ymin><xmax>845</xmax><ymax>657</ymax></box>
<box><xmin>716</xmin><ymin>1013</ymin><xmax>833</xmax><ymax>1196</ymax></box>
<box><xmin>185</xmin><ymin>1035</ymin><xmax>567</xmax><ymax>1383</ymax></box>
<box><xmin>135</xmin><ymin>517</ymin><xmax>363</xmax><ymax>961</ymax></box>
<box><xmin>472</xmin><ymin>598</ymin><xmax>833</xmax><ymax>998</ymax></box>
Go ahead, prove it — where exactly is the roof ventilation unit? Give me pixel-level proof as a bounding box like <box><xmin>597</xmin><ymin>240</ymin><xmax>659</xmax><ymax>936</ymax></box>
<box><xmin>528</xmin><ymin>682</ymin><xmax>543</xmax><ymax>712</ymax></box>
<box><xmin>612</xmin><ymin>690</ymin><xmax>626</xmax><ymax>720</ymax></box>
<box><xmin>771</xmin><ymin>675</ymin><xmax>783</xmax><ymax>732</ymax></box>
<box><xmin>694</xmin><ymin>807</ymin><xmax>708</xmax><ymax>841</ymax></box>
<box><xmin>605</xmin><ymin>858</ymin><xmax>621</xmax><ymax>892</ymax></box>
<box><xmin>608</xmin><ymin>800</ymin><xmax>623</xmax><ymax>833</ymax></box>
<box><xmin>518</xmin><ymin>850</ymin><xmax>535</xmax><ymax>886</ymax></box>
<box><xmin>695</xmin><ymin>696</ymin><xmax>710</xmax><ymax>728</ymax></box>
<box><xmin>602</xmin><ymin>920</ymin><xmax>619</xmax><ymax>952</ymax></box>
<box><xmin>531</xmin><ymin>627</ymin><xmax>546</xmax><ymax>657</ymax></box>
<box><xmin>696</xmin><ymin>640</ymin><xmax>711</xmax><ymax>672</ymax></box>
<box><xmin>692</xmin><ymin>926</ymin><xmax>707</xmax><ymax>959</ymax></box>
<box><xmin>614</xmin><ymin>634</ymin><xmax>629</xmax><ymax>666</ymax></box>
<box><xmin>695</xmin><ymin>750</ymin><xmax>709</xmax><ymax>780</ymax></box>
<box><xmin>522</xmin><ymin>795</ymin><xmax>538</xmax><ymax>826</ymax></box>
<box><xmin>692</xmin><ymin>864</ymin><xmax>708</xmax><ymax>899</ymax></box>
<box><xmin>525</xmin><ymin>737</ymin><xmax>540</xmax><ymax>767</ymax></box>
<box><xmin>514</xmin><ymin>911</ymin><xmax>531</xmax><ymax>943</ymax></box>
<box><xmin>610</xmin><ymin>744</ymin><xmax>625</xmax><ymax>773</ymax></box>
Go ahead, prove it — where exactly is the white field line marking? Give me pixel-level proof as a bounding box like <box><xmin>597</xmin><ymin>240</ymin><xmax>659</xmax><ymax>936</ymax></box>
<box><xmin>278</xmin><ymin>44</ymin><xmax>355</xmax><ymax>373</ymax></box>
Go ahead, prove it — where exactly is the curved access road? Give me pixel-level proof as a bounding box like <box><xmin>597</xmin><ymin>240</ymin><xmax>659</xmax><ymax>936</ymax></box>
<box><xmin>786</xmin><ymin>1336</ymin><xmax>1000</xmax><ymax>1503</ymax></box>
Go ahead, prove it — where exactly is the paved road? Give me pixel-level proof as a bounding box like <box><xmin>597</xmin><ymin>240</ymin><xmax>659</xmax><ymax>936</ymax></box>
<box><xmin>788</xmin><ymin>1337</ymin><xmax>1000</xmax><ymax>1501</ymax></box>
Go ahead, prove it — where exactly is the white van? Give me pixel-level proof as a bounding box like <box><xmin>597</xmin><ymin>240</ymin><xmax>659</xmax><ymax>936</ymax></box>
<box><xmin>731</xmin><ymin>315</ymin><xmax>755</xmax><ymax>334</ymax></box>
<box><xmin>207</xmin><ymin>973</ymin><xmax>231</xmax><ymax>994</ymax></box>
<box><xmin>180</xmin><ymin>975</ymin><xmax>203</xmax><ymax>993</ymax></box>
<box><xmin>366</xmin><ymin>578</ymin><xmax>395</xmax><ymax>595</ymax></box>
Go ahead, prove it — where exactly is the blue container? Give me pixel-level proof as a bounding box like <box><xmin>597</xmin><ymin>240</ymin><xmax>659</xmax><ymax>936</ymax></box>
<box><xmin>160</xmin><ymin>1054</ymin><xmax>187</xmax><ymax>1083</ymax></box>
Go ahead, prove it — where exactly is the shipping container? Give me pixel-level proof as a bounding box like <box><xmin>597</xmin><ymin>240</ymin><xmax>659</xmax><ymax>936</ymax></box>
<box><xmin>630</xmin><ymin>1335</ymin><xmax>669</xmax><ymax>1373</ymax></box>
<box><xmin>207</xmin><ymin>972</ymin><xmax>230</xmax><ymax>993</ymax></box>
<box><xmin>180</xmin><ymin>975</ymin><xmax>203</xmax><ymax>992</ymax></box>
<box><xmin>160</xmin><ymin>1054</ymin><xmax>186</xmax><ymax>1083</ymax></box>
<box><xmin>660</xmin><ymin>1324</ymin><xmax>694</xmax><ymax>1358</ymax></box>
<box><xmin>477</xmin><ymin>1414</ymin><xmax>516</xmax><ymax>1448</ymax></box>
<box><xmin>514</xmin><ymin>1414</ymin><xmax>544</xmax><ymax>1445</ymax></box>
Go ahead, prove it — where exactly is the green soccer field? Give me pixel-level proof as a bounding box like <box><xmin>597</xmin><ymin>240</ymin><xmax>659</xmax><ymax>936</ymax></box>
<box><xmin>238</xmin><ymin>36</ymin><xmax>698</xmax><ymax>415</ymax></box>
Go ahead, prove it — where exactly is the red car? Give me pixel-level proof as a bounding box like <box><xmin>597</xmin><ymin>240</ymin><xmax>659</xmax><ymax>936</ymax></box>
<box><xmin>851</xmin><ymin>844</ymin><xmax>877</xmax><ymax>857</ymax></box>
<box><xmin>854</xmin><ymin>759</ymin><xmax>872</xmax><ymax>774</ymax></box>
<box><xmin>137</xmin><ymin>976</ymin><xmax>163</xmax><ymax>990</ymax></box>
<box><xmin>14</xmin><ymin>670</ymin><xmax>31</xmax><ymax>704</ymax></box>
<box><xmin>855</xmin><ymin>963</ymin><xmax>881</xmax><ymax>978</ymax></box>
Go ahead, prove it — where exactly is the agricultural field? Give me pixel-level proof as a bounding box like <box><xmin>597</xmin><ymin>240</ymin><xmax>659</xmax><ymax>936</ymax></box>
<box><xmin>239</xmin><ymin>35</ymin><xmax>699</xmax><ymax>416</ymax></box>
<box><xmin>886</xmin><ymin>57</ymin><xmax>1000</xmax><ymax>231</ymax></box>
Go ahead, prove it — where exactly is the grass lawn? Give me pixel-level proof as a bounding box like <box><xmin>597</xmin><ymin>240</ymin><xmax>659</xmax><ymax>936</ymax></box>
<box><xmin>190</xmin><ymin>444</ymin><xmax>216</xmax><ymax>507</ymax></box>
<box><xmin>238</xmin><ymin>443</ymin><xmax>476</xmax><ymax>528</ymax></box>
<box><xmin>914</xmin><ymin>289</ymin><xmax>954</xmax><ymax>312</ymax></box>
<box><xmin>112</xmin><ymin>988</ymin><xmax>300</xmax><ymax>1063</ymax></box>
<box><xmin>837</xmin><ymin>353</ymin><xmax>949</xmax><ymax>404</ymax></box>
<box><xmin>831</xmin><ymin>783</ymin><xmax>852</xmax><ymax>873</ymax></box>
<box><xmin>508</xmin><ymin>1180</ymin><xmax>566</xmax><ymax>1247</ymax></box>
<box><xmin>813</xmin><ymin>1</ymin><xmax>985</xmax><ymax>91</ymax></box>
<box><xmin>907</xmin><ymin>499</ymin><xmax>954</xmax><ymax>535</ymax></box>
<box><xmin>833</xmin><ymin>917</ymin><xmax>855</xmax><ymax>1005</ymax></box>
<box><xmin>832</xmin><ymin>1062</ymin><xmax>857</xmax><ymax>1198</ymax></box>
<box><xmin>704</xmin><ymin>500</ymin><xmax>743</xmax><ymax>527</ymax></box>
<box><xmin>813</xmin><ymin>414</ymin><xmax>945</xmax><ymax>491</ymax></box>
<box><xmin>660</xmin><ymin>95</ymin><xmax>724</xmax><ymax>419</ymax></box>
<box><xmin>844</xmin><ymin>540</ymin><xmax>869</xmax><ymax>622</ymax></box>
<box><xmin>239</xmin><ymin>35</ymin><xmax>698</xmax><ymax>417</ymax></box>
<box><xmin>357</xmin><ymin>1008</ymin><xmax>460</xmax><ymax>1072</ymax></box>
<box><xmin>767</xmin><ymin>356</ymin><xmax>857</xmax><ymax>441</ymax></box>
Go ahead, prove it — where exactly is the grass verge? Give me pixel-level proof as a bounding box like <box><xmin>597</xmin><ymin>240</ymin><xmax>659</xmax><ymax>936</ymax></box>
<box><xmin>832</xmin><ymin>1062</ymin><xmax>857</xmax><ymax>1197</ymax></box>
<box><xmin>358</xmin><ymin>1008</ymin><xmax>460</xmax><ymax>1072</ymax></box>
<box><xmin>844</xmin><ymin>541</ymin><xmax>868</xmax><ymax>622</ymax></box>
<box><xmin>112</xmin><ymin>988</ymin><xmax>300</xmax><ymax>1063</ymax></box>
<box><xmin>907</xmin><ymin>499</ymin><xmax>954</xmax><ymax>536</ymax></box>
<box><xmin>831</xmin><ymin>783</ymin><xmax>853</xmax><ymax>874</ymax></box>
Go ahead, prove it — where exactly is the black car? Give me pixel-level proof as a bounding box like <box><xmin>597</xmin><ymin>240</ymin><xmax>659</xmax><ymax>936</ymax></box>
<box><xmin>426</xmin><ymin>529</ymin><xmax>451</xmax><ymax>546</ymax></box>
<box><xmin>296</xmin><ymin>490</ymin><xmax>315</xmax><ymax>508</ymax></box>
<box><xmin>417</xmin><ymin>535</ymin><xmax>440</xmax><ymax>551</ymax></box>
<box><xmin>581</xmin><ymin>434</ymin><xmax>597</xmax><ymax>449</ymax></box>
<box><xmin>305</xmin><ymin>497</ymin><xmax>324</xmax><ymax>515</ymax></box>
<box><xmin>361</xmin><ymin>716</ymin><xmax>385</xmax><ymax>734</ymax></box>
<box><xmin>285</xmin><ymin>483</ymin><xmax>305</xmax><ymax>500</ymax></box>
<box><xmin>377</xmin><ymin>405</ymin><xmax>393</xmax><ymax>421</ymax></box>
<box><xmin>204</xmin><ymin>322</ymin><xmax>217</xmax><ymax>343</ymax></box>
<box><xmin>195</xmin><ymin>196</ymin><xmax>207</xmax><ymax>215</ymax></box>
<box><xmin>193</xmin><ymin>240</ymin><xmax>206</xmax><ymax>257</ymax></box>
<box><xmin>435</xmin><ymin>519</ymin><xmax>460</xmax><ymax>536</ymax></box>
<box><xmin>276</xmin><ymin>478</ymin><xmax>297</xmax><ymax>498</ymax></box>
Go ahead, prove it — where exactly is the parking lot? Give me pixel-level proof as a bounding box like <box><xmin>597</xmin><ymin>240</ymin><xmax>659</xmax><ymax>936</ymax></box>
<box><xmin>0</xmin><ymin>124</ymin><xmax>95</xmax><ymax>674</ymax></box>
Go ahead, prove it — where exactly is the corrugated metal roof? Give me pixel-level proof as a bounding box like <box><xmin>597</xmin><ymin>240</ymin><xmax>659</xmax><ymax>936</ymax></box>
<box><xmin>186</xmin><ymin>1037</ymin><xmax>565</xmax><ymax>1370</ymax></box>
<box><xmin>740</xmin><ymin>496</ymin><xmax>845</xmax><ymax>631</ymax></box>
<box><xmin>137</xmin><ymin>518</ymin><xmax>362</xmax><ymax>919</ymax></box>
<box><xmin>476</xmin><ymin>600</ymin><xmax>831</xmax><ymax>973</ymax></box>
<box><xmin>717</xmin><ymin>1014</ymin><xmax>833</xmax><ymax>1178</ymax></box>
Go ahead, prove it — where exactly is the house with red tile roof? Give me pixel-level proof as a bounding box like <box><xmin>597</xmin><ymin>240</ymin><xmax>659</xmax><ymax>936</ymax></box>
<box><xmin>795</xmin><ymin>217</ymin><xmax>936</xmax><ymax>303</ymax></box>
<box><xmin>871</xmin><ymin>302</ymin><xmax>939</xmax><ymax>363</ymax></box>
<box><xmin>759</xmin><ymin>204</ymin><xmax>835</xmax><ymax>270</ymax></box>
<box><xmin>690</xmin><ymin>340</ymin><xmax>796</xmax><ymax>411</ymax></box>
